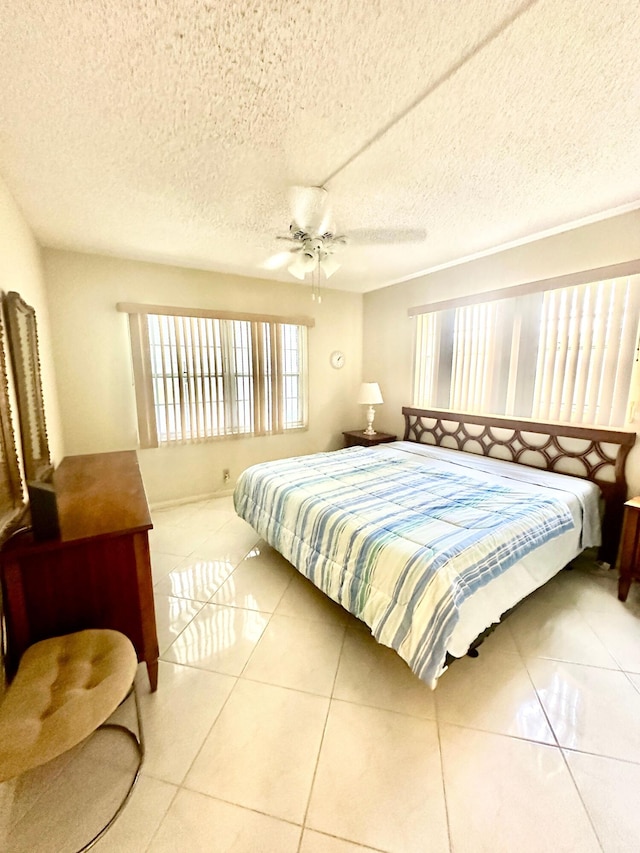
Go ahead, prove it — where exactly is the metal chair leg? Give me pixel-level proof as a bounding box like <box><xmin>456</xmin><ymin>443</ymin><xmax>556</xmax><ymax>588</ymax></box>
<box><xmin>76</xmin><ymin>682</ymin><xmax>145</xmax><ymax>853</ymax></box>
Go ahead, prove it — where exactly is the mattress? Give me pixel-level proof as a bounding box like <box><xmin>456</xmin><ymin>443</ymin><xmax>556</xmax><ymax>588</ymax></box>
<box><xmin>234</xmin><ymin>441</ymin><xmax>601</xmax><ymax>687</ymax></box>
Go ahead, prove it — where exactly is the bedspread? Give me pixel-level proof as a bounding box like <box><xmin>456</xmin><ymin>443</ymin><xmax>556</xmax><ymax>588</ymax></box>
<box><xmin>234</xmin><ymin>446</ymin><xmax>575</xmax><ymax>687</ymax></box>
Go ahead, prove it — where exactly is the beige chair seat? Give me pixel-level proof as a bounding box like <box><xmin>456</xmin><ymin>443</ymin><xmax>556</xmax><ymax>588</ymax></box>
<box><xmin>0</xmin><ymin>629</ymin><xmax>138</xmax><ymax>783</ymax></box>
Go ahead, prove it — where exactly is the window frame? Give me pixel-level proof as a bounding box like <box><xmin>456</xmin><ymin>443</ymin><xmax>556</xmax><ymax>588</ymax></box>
<box><xmin>410</xmin><ymin>261</ymin><xmax>640</xmax><ymax>428</ymax></box>
<box><xmin>119</xmin><ymin>303</ymin><xmax>313</xmax><ymax>448</ymax></box>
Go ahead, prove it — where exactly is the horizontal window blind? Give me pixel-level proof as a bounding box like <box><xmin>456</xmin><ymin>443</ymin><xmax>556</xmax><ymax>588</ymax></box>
<box><xmin>413</xmin><ymin>274</ymin><xmax>640</xmax><ymax>428</ymax></box>
<box><xmin>126</xmin><ymin>308</ymin><xmax>308</xmax><ymax>448</ymax></box>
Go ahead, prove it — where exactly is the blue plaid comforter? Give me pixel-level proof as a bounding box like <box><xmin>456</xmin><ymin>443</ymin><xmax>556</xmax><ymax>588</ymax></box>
<box><xmin>234</xmin><ymin>446</ymin><xmax>575</xmax><ymax>687</ymax></box>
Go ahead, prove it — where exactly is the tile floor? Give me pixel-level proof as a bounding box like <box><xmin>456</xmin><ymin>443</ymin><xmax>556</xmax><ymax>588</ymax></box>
<box><xmin>2</xmin><ymin>496</ymin><xmax>640</xmax><ymax>852</ymax></box>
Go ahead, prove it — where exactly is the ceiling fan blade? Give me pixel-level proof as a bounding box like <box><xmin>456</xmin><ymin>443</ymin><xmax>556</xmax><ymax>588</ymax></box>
<box><xmin>288</xmin><ymin>186</ymin><xmax>331</xmax><ymax>234</ymax></box>
<box><xmin>347</xmin><ymin>228</ymin><xmax>427</xmax><ymax>244</ymax></box>
<box><xmin>317</xmin><ymin>210</ymin><xmax>334</xmax><ymax>236</ymax></box>
<box><xmin>262</xmin><ymin>249</ymin><xmax>299</xmax><ymax>270</ymax></box>
<box><xmin>276</xmin><ymin>225</ymin><xmax>308</xmax><ymax>241</ymax></box>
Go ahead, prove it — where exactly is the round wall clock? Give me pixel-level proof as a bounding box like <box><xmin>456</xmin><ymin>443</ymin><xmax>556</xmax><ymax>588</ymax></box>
<box><xmin>330</xmin><ymin>350</ymin><xmax>345</xmax><ymax>369</ymax></box>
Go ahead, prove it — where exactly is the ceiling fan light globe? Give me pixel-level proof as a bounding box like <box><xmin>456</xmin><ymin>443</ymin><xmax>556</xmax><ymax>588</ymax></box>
<box><xmin>288</xmin><ymin>259</ymin><xmax>307</xmax><ymax>280</ymax></box>
<box><xmin>320</xmin><ymin>255</ymin><xmax>340</xmax><ymax>279</ymax></box>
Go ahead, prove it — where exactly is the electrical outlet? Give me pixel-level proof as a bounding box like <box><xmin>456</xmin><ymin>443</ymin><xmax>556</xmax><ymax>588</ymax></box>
<box><xmin>223</xmin><ymin>469</ymin><xmax>230</xmax><ymax>483</ymax></box>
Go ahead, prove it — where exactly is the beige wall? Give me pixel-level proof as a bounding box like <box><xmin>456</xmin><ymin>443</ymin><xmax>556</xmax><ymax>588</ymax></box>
<box><xmin>363</xmin><ymin>209</ymin><xmax>640</xmax><ymax>495</ymax></box>
<box><xmin>43</xmin><ymin>249</ymin><xmax>363</xmax><ymax>504</ymax></box>
<box><xmin>0</xmin><ymin>176</ymin><xmax>63</xmax><ymax>479</ymax></box>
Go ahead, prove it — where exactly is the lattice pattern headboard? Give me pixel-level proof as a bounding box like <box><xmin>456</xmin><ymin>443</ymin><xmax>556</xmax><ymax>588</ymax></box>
<box><xmin>402</xmin><ymin>407</ymin><xmax>636</xmax><ymax>565</ymax></box>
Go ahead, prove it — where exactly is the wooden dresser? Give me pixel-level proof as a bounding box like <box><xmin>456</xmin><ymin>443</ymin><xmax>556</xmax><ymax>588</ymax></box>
<box><xmin>0</xmin><ymin>451</ymin><xmax>159</xmax><ymax>690</ymax></box>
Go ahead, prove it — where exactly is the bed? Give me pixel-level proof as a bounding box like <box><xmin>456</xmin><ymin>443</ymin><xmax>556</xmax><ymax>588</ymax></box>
<box><xmin>234</xmin><ymin>408</ymin><xmax>635</xmax><ymax>688</ymax></box>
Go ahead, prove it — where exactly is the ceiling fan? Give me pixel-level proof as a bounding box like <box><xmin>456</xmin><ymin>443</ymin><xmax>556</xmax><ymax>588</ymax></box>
<box><xmin>264</xmin><ymin>186</ymin><xmax>426</xmax><ymax>284</ymax></box>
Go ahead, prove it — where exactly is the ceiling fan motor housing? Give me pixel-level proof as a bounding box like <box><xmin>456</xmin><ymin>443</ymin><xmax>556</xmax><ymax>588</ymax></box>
<box><xmin>304</xmin><ymin>237</ymin><xmax>324</xmax><ymax>255</ymax></box>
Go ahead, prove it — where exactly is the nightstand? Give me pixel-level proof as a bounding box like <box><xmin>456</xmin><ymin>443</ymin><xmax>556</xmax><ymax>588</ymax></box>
<box><xmin>618</xmin><ymin>497</ymin><xmax>640</xmax><ymax>601</ymax></box>
<box><xmin>343</xmin><ymin>430</ymin><xmax>397</xmax><ymax>448</ymax></box>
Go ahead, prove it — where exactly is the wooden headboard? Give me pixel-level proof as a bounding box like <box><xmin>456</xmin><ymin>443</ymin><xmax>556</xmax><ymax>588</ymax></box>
<box><xmin>402</xmin><ymin>407</ymin><xmax>636</xmax><ymax>565</ymax></box>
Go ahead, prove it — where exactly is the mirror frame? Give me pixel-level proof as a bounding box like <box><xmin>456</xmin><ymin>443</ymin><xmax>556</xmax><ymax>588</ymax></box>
<box><xmin>3</xmin><ymin>291</ymin><xmax>53</xmax><ymax>484</ymax></box>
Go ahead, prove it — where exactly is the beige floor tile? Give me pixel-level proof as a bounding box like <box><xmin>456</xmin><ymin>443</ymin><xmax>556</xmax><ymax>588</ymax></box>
<box><xmin>153</xmin><ymin>594</ymin><xmax>204</xmax><ymax>654</ymax></box>
<box><xmin>151</xmin><ymin>501</ymin><xmax>204</xmax><ymax>527</ymax></box>
<box><xmin>300</xmin><ymin>829</ymin><xmax>385</xmax><ymax>852</ymax></box>
<box><xmin>619</xmin><ymin>585</ymin><xmax>640</xmax><ymax>613</ymax></box>
<box><xmin>0</xmin><ymin>728</ymin><xmax>142</xmax><ymax>853</ymax></box>
<box><xmin>333</xmin><ymin>627</ymin><xmax>436</xmax><ymax>719</ymax></box>
<box><xmin>526</xmin><ymin>564</ymin><xmax>615</xmax><ymax>611</ymax></box>
<box><xmin>507</xmin><ymin>596</ymin><xmax>619</xmax><ymax>668</ymax></box>
<box><xmin>275</xmin><ymin>573</ymin><xmax>348</xmax><ymax>625</ymax></box>
<box><xmin>149</xmin><ymin>789</ymin><xmax>301</xmax><ymax>852</ymax></box>
<box><xmin>150</xmin><ymin>551</ymin><xmax>184</xmax><ymax>585</ymax></box>
<box><xmin>580</xmin><ymin>606</ymin><xmax>640</xmax><ymax>673</ymax></box>
<box><xmin>189</xmin><ymin>523</ymin><xmax>260</xmax><ymax>567</ymax></box>
<box><xmin>148</xmin><ymin>524</ymin><xmax>209</xmax><ymax>557</ymax></box>
<box><xmin>177</xmin><ymin>502</ymin><xmax>236</xmax><ymax>533</ymax></box>
<box><xmin>154</xmin><ymin>555</ymin><xmax>236</xmax><ymax>602</ymax></box>
<box><xmin>527</xmin><ymin>658</ymin><xmax>640</xmax><ymax>762</ymax></box>
<box><xmin>519</xmin><ymin>574</ymin><xmax>578</xmax><ymax>611</ymax></box>
<box><xmin>220</xmin><ymin>513</ymin><xmax>261</xmax><ymax>537</ymax></box>
<box><xmin>7</xmin><ymin>505</ymin><xmax>629</xmax><ymax>850</ymax></box>
<box><xmin>211</xmin><ymin>494</ymin><xmax>236</xmax><ymax>512</ymax></box>
<box><xmin>564</xmin><ymin>750</ymin><xmax>640</xmax><ymax>853</ymax></box>
<box><xmin>210</xmin><ymin>543</ymin><xmax>295</xmax><ymax>612</ymax></box>
<box><xmin>471</xmin><ymin>618</ymin><xmax>520</xmax><ymax>655</ymax></box>
<box><xmin>184</xmin><ymin>679</ymin><xmax>329</xmax><ymax>823</ymax></box>
<box><xmin>306</xmin><ymin>700</ymin><xmax>448</xmax><ymax>853</ymax></box>
<box><xmin>436</xmin><ymin>647</ymin><xmax>554</xmax><ymax>743</ymax></box>
<box><xmin>93</xmin><ymin>775</ymin><xmax>178</xmax><ymax>852</ymax></box>
<box><xmin>243</xmin><ymin>614</ymin><xmax>346</xmax><ymax>695</ymax></box>
<box><xmin>162</xmin><ymin>604</ymin><xmax>269</xmax><ymax>676</ymax></box>
<box><xmin>137</xmin><ymin>660</ymin><xmax>236</xmax><ymax>785</ymax></box>
<box><xmin>440</xmin><ymin>724</ymin><xmax>600</xmax><ymax>853</ymax></box>
<box><xmin>573</xmin><ymin>574</ymin><xmax>637</xmax><ymax>617</ymax></box>
<box><xmin>0</xmin><ymin>742</ymin><xmax>84</xmax><ymax>832</ymax></box>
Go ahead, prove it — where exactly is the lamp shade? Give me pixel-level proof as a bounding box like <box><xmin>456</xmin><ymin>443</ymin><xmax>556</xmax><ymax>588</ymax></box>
<box><xmin>357</xmin><ymin>382</ymin><xmax>383</xmax><ymax>405</ymax></box>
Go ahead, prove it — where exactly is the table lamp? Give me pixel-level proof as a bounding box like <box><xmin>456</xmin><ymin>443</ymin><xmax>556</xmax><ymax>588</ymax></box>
<box><xmin>357</xmin><ymin>382</ymin><xmax>383</xmax><ymax>435</ymax></box>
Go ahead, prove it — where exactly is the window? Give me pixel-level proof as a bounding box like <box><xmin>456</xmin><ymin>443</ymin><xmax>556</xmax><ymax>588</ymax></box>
<box><xmin>120</xmin><ymin>304</ymin><xmax>311</xmax><ymax>447</ymax></box>
<box><xmin>412</xmin><ymin>270</ymin><xmax>640</xmax><ymax>427</ymax></box>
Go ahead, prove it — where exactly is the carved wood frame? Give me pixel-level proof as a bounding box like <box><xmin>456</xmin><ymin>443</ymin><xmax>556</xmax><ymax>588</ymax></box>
<box><xmin>0</xmin><ymin>305</ymin><xmax>25</xmax><ymax>543</ymax></box>
<box><xmin>3</xmin><ymin>292</ymin><xmax>52</xmax><ymax>484</ymax></box>
<box><xmin>402</xmin><ymin>406</ymin><xmax>636</xmax><ymax>565</ymax></box>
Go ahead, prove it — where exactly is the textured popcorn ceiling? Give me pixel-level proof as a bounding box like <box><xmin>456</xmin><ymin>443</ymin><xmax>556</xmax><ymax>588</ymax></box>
<box><xmin>0</xmin><ymin>0</ymin><xmax>639</xmax><ymax>292</ymax></box>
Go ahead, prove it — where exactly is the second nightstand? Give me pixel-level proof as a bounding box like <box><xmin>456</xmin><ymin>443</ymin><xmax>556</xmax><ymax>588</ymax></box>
<box><xmin>618</xmin><ymin>496</ymin><xmax>640</xmax><ymax>601</ymax></box>
<box><xmin>343</xmin><ymin>430</ymin><xmax>397</xmax><ymax>448</ymax></box>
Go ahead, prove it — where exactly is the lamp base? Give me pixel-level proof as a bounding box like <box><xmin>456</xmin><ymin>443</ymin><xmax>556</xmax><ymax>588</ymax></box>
<box><xmin>363</xmin><ymin>405</ymin><xmax>377</xmax><ymax>436</ymax></box>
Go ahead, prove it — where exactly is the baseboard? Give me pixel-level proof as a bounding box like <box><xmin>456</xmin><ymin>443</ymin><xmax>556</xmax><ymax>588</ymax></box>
<box><xmin>149</xmin><ymin>488</ymin><xmax>235</xmax><ymax>511</ymax></box>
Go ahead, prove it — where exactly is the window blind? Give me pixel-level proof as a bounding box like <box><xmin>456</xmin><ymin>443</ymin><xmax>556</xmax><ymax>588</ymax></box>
<box><xmin>532</xmin><ymin>280</ymin><xmax>640</xmax><ymax>426</ymax></box>
<box><xmin>450</xmin><ymin>302</ymin><xmax>498</xmax><ymax>412</ymax></box>
<box><xmin>123</xmin><ymin>306</ymin><xmax>309</xmax><ymax>448</ymax></box>
<box><xmin>413</xmin><ymin>274</ymin><xmax>640</xmax><ymax>427</ymax></box>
